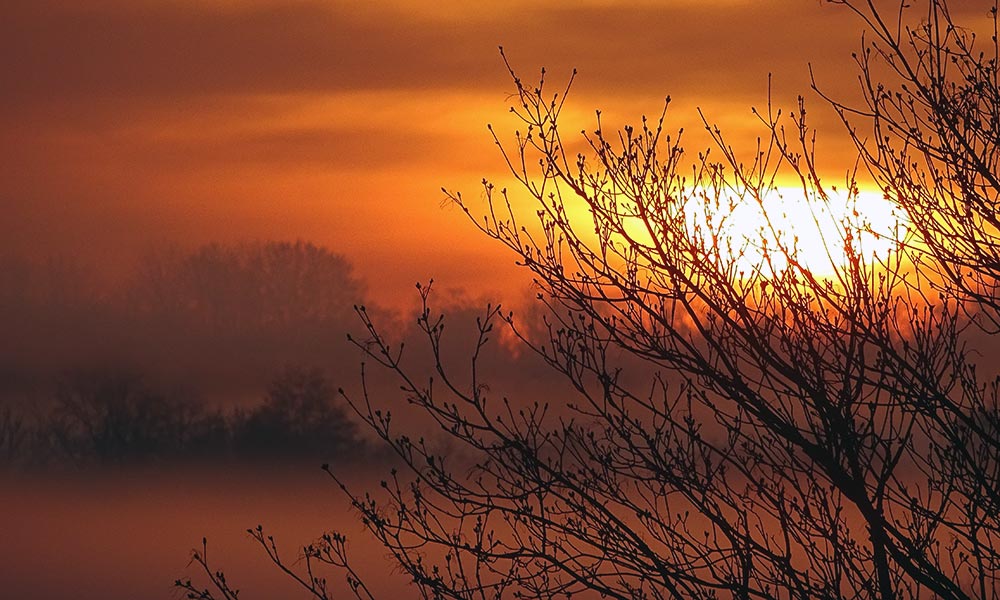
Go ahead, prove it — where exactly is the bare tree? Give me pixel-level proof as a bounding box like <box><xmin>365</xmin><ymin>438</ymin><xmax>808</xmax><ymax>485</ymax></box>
<box><xmin>47</xmin><ymin>369</ymin><xmax>214</xmax><ymax>464</ymax></box>
<box><xmin>0</xmin><ymin>406</ymin><xmax>30</xmax><ymax>466</ymax></box>
<box><xmin>822</xmin><ymin>0</ymin><xmax>1000</xmax><ymax>330</ymax></box>
<box><xmin>130</xmin><ymin>240</ymin><xmax>363</xmax><ymax>330</ymax></box>
<box><xmin>181</xmin><ymin>1</ymin><xmax>1000</xmax><ymax>599</ymax></box>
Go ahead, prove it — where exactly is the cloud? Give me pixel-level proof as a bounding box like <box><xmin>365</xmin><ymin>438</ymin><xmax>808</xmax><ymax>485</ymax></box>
<box><xmin>1</xmin><ymin>0</ymin><xmax>476</xmax><ymax>108</ymax></box>
<box><xmin>0</xmin><ymin>0</ymin><xmax>899</xmax><ymax>308</ymax></box>
<box><xmin>0</xmin><ymin>0</ymin><xmax>860</xmax><ymax>108</ymax></box>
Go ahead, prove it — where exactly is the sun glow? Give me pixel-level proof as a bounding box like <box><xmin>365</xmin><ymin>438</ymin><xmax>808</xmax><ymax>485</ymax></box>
<box><xmin>691</xmin><ymin>187</ymin><xmax>907</xmax><ymax>278</ymax></box>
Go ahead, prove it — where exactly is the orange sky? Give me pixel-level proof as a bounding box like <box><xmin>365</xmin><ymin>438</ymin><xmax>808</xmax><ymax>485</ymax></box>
<box><xmin>4</xmin><ymin>5</ymin><xmax>1000</xmax><ymax>598</ymax></box>
<box><xmin>2</xmin><ymin>0</ymin><xmax>989</xmax><ymax>307</ymax></box>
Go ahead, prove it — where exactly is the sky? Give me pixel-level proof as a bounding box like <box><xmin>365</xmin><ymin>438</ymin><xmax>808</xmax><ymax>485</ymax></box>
<box><xmin>5</xmin><ymin>2</ymin><xmax>1000</xmax><ymax>599</ymax></box>
<box><xmin>0</xmin><ymin>0</ymin><xmax>903</xmax><ymax>307</ymax></box>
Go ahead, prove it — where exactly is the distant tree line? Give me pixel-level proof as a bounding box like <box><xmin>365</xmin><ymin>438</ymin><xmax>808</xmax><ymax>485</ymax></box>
<box><xmin>0</xmin><ymin>239</ymin><xmax>383</xmax><ymax>467</ymax></box>
<box><xmin>0</xmin><ymin>365</ymin><xmax>367</xmax><ymax>468</ymax></box>
<box><xmin>0</xmin><ymin>240</ymin><xmax>370</xmax><ymax>398</ymax></box>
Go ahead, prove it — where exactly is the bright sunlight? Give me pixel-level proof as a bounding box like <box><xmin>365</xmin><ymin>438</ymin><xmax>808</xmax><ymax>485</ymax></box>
<box><xmin>694</xmin><ymin>187</ymin><xmax>907</xmax><ymax>278</ymax></box>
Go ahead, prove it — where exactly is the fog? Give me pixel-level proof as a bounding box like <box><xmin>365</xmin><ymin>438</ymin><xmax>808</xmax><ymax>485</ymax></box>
<box><xmin>0</xmin><ymin>238</ymin><xmax>573</xmax><ymax>598</ymax></box>
<box><xmin>0</xmin><ymin>240</ymin><xmax>368</xmax><ymax>401</ymax></box>
<box><xmin>2</xmin><ymin>465</ymin><xmax>410</xmax><ymax>600</ymax></box>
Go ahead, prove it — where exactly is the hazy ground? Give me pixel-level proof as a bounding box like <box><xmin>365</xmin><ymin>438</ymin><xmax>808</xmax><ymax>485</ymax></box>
<box><xmin>2</xmin><ymin>463</ymin><xmax>407</xmax><ymax>600</ymax></box>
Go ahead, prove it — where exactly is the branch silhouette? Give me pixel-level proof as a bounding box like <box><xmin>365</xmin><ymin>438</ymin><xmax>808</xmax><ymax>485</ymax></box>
<box><xmin>181</xmin><ymin>2</ymin><xmax>1000</xmax><ymax>599</ymax></box>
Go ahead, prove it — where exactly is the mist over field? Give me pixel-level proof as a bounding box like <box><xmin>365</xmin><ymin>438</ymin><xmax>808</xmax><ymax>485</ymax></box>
<box><xmin>0</xmin><ymin>239</ymin><xmax>558</xmax><ymax>599</ymax></box>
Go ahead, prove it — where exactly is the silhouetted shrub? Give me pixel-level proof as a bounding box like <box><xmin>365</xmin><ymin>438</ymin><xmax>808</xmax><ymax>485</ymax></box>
<box><xmin>232</xmin><ymin>366</ymin><xmax>359</xmax><ymax>461</ymax></box>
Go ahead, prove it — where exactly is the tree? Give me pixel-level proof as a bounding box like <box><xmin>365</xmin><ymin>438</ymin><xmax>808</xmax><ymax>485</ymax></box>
<box><xmin>824</xmin><ymin>0</ymin><xmax>1000</xmax><ymax>330</ymax></box>
<box><xmin>121</xmin><ymin>240</ymin><xmax>368</xmax><ymax>392</ymax></box>
<box><xmin>48</xmin><ymin>369</ymin><xmax>211</xmax><ymax>464</ymax></box>
<box><xmin>180</xmin><ymin>1</ymin><xmax>1000</xmax><ymax>599</ymax></box>
<box><xmin>129</xmin><ymin>240</ymin><xmax>364</xmax><ymax>330</ymax></box>
<box><xmin>232</xmin><ymin>366</ymin><xmax>361</xmax><ymax>461</ymax></box>
<box><xmin>0</xmin><ymin>405</ymin><xmax>30</xmax><ymax>467</ymax></box>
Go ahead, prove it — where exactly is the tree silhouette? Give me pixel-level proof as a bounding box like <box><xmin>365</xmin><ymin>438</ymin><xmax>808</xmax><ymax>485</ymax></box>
<box><xmin>180</xmin><ymin>2</ymin><xmax>1000</xmax><ymax>599</ymax></box>
<box><xmin>47</xmin><ymin>369</ymin><xmax>209</xmax><ymax>464</ymax></box>
<box><xmin>124</xmin><ymin>240</ymin><xmax>367</xmax><ymax>387</ymax></box>
<box><xmin>130</xmin><ymin>240</ymin><xmax>362</xmax><ymax>330</ymax></box>
<box><xmin>0</xmin><ymin>406</ymin><xmax>30</xmax><ymax>466</ymax></box>
<box><xmin>0</xmin><ymin>241</ymin><xmax>367</xmax><ymax>404</ymax></box>
<box><xmin>824</xmin><ymin>0</ymin><xmax>1000</xmax><ymax>331</ymax></box>
<box><xmin>232</xmin><ymin>366</ymin><xmax>361</xmax><ymax>461</ymax></box>
<box><xmin>0</xmin><ymin>365</ymin><xmax>365</xmax><ymax>467</ymax></box>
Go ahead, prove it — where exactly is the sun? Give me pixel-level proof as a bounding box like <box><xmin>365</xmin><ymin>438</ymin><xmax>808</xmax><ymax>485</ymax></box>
<box><xmin>694</xmin><ymin>187</ymin><xmax>907</xmax><ymax>278</ymax></box>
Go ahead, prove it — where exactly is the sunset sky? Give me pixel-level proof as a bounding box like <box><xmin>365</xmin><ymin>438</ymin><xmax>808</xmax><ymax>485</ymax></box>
<box><xmin>7</xmin><ymin>3</ymin><xmax>1000</xmax><ymax>600</ymax></box>
<box><xmin>0</xmin><ymin>0</ymin><xmax>914</xmax><ymax>307</ymax></box>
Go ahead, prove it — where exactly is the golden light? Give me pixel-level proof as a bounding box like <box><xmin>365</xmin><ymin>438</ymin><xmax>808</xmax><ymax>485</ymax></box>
<box><xmin>693</xmin><ymin>187</ymin><xmax>907</xmax><ymax>278</ymax></box>
<box><xmin>589</xmin><ymin>182</ymin><xmax>909</xmax><ymax>288</ymax></box>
